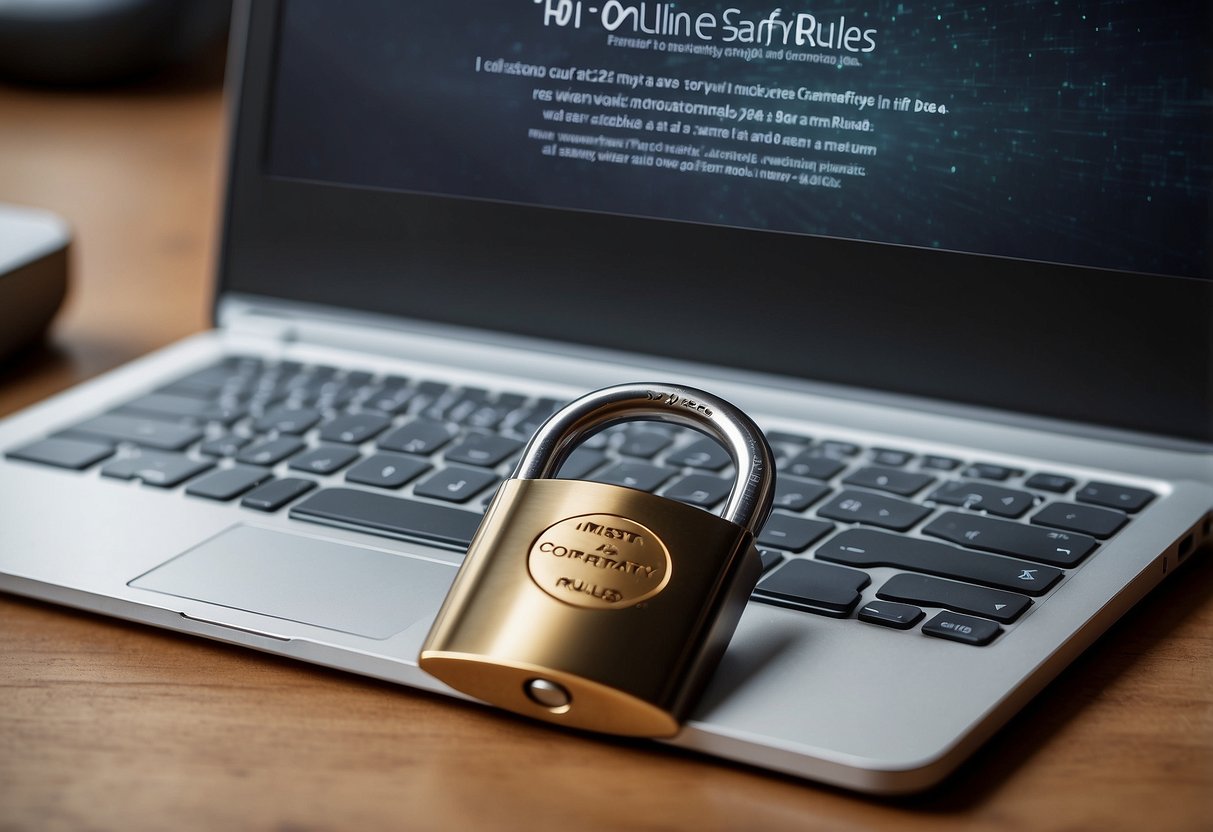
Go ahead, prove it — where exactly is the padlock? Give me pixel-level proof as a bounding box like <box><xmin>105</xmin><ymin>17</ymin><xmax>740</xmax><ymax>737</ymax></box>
<box><xmin>419</xmin><ymin>382</ymin><xmax>775</xmax><ymax>737</ymax></box>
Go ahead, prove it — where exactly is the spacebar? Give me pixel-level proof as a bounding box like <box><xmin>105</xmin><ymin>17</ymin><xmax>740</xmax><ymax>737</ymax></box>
<box><xmin>290</xmin><ymin>488</ymin><xmax>482</xmax><ymax>551</ymax></box>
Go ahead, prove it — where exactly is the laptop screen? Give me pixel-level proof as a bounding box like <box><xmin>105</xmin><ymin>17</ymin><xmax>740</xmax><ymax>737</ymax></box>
<box><xmin>266</xmin><ymin>1</ymin><xmax>1210</xmax><ymax>280</ymax></box>
<box><xmin>220</xmin><ymin>1</ymin><xmax>1213</xmax><ymax>442</ymax></box>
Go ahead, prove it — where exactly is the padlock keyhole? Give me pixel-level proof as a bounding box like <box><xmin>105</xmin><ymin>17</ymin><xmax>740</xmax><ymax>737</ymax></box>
<box><xmin>524</xmin><ymin>678</ymin><xmax>572</xmax><ymax>712</ymax></box>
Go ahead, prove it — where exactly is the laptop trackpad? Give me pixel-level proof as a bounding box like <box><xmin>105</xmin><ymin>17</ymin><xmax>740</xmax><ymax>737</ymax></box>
<box><xmin>130</xmin><ymin>525</ymin><xmax>458</xmax><ymax>640</ymax></box>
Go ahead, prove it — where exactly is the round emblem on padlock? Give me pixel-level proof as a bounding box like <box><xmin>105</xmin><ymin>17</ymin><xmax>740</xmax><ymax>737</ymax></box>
<box><xmin>527</xmin><ymin>513</ymin><xmax>672</xmax><ymax>609</ymax></box>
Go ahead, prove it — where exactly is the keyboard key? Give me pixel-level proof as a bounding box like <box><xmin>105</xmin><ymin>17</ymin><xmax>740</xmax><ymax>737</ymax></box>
<box><xmin>337</xmin><ymin>370</ymin><xmax>372</xmax><ymax>387</ymax></box>
<box><xmin>1024</xmin><ymin>473</ymin><xmax>1076</xmax><ymax>493</ymax></box>
<box><xmin>857</xmin><ymin>600</ymin><xmax>924</xmax><ymax>630</ymax></box>
<box><xmin>756</xmin><ymin>514</ymin><xmax>834</xmax><ymax>553</ymax></box>
<box><xmin>462</xmin><ymin>402</ymin><xmax>515</xmax><ymax>430</ymax></box>
<box><xmin>920</xmin><ymin>455</ymin><xmax>961</xmax><ymax>471</ymax></box>
<box><xmin>771</xmin><ymin>475</ymin><xmax>830</xmax><ymax>511</ymax></box>
<box><xmin>509</xmin><ymin>400</ymin><xmax>562</xmax><ymax>437</ymax></box>
<box><xmin>666</xmin><ymin>437</ymin><xmax>731</xmax><ymax>471</ymax></box>
<box><xmin>438</xmin><ymin>392</ymin><xmax>493</xmax><ymax>425</ymax></box>
<box><xmin>784</xmin><ymin>451</ymin><xmax>847</xmax><ymax>481</ymax></box>
<box><xmin>414</xmin><ymin>466</ymin><xmax>499</xmax><ymax>503</ymax></box>
<box><xmin>244</xmin><ymin>369</ymin><xmax>293</xmax><ymax>404</ymax></box>
<box><xmin>236</xmin><ymin>436</ymin><xmax>306</xmax><ymax>466</ymax></box>
<box><xmin>816</xmin><ymin>528</ymin><xmax>1062</xmax><ymax>596</ymax></box>
<box><xmin>663</xmin><ymin>473</ymin><xmax>731</xmax><ymax>507</ymax></box>
<box><xmin>1032</xmin><ymin>502</ymin><xmax>1127</xmax><ymax>539</ymax></box>
<box><xmin>877</xmin><ymin>573</ymin><xmax>1031</xmax><ymax>623</ymax></box>
<box><xmin>1075</xmin><ymin>481</ymin><xmax>1155</xmax><ymax>513</ymax></box>
<box><xmin>870</xmin><ymin>448</ymin><xmax>913</xmax><ymax>467</ymax></box>
<box><xmin>410</xmin><ymin>380</ymin><xmax>452</xmax><ymax>412</ymax></box>
<box><xmin>494</xmin><ymin>392</ymin><xmax>527</xmax><ymax>410</ymax></box>
<box><xmin>185</xmin><ymin>466</ymin><xmax>273</xmax><ymax>501</ymax></box>
<box><xmin>928</xmin><ymin>481</ymin><xmax>1035</xmax><ymax>518</ymax></box>
<box><xmin>345</xmin><ymin>453</ymin><xmax>431</xmax><ymax>489</ymax></box>
<box><xmin>420</xmin><ymin>388</ymin><xmax>476</xmax><ymax>422</ymax></box>
<box><xmin>963</xmin><ymin>463</ymin><xmax>1017</xmax><ymax>481</ymax></box>
<box><xmin>378</xmin><ymin>419</ymin><xmax>458</xmax><ymax>455</ymax></box>
<box><xmin>556</xmin><ymin>448</ymin><xmax>607</xmax><ymax>480</ymax></box>
<box><xmin>318</xmin><ymin>413</ymin><xmax>391</xmax><ymax>445</ymax></box>
<box><xmin>6</xmin><ymin>437</ymin><xmax>113</xmax><ymax>470</ymax></box>
<box><xmin>117</xmin><ymin>392</ymin><xmax>246</xmax><ymax>425</ymax></box>
<box><xmin>923</xmin><ymin>511</ymin><xmax>1097</xmax><ymax>567</ymax></box>
<box><xmin>310</xmin><ymin>381</ymin><xmax>360</xmax><ymax>411</ymax></box>
<box><xmin>101</xmin><ymin>451</ymin><xmax>214</xmax><ymax>488</ymax></box>
<box><xmin>241</xmin><ymin>477</ymin><xmax>317</xmax><ymax>512</ymax></box>
<box><xmin>290</xmin><ymin>487</ymin><xmax>482</xmax><ymax>549</ymax></box>
<box><xmin>817</xmin><ymin>440</ymin><xmax>860</xmax><ymax>457</ymax></box>
<box><xmin>817</xmin><ymin>490</ymin><xmax>932</xmax><ymax>531</ymax></box>
<box><xmin>444</xmin><ymin>433</ymin><xmax>523</xmax><ymax>468</ymax></box>
<box><xmin>297</xmin><ymin>363</ymin><xmax>337</xmax><ymax>380</ymax></box>
<box><xmin>467</xmin><ymin>399</ymin><xmax>519</xmax><ymax>434</ymax></box>
<box><xmin>617</xmin><ymin>429</ymin><xmax>673</xmax><ymax>459</ymax></box>
<box><xmin>63</xmin><ymin>413</ymin><xmax>203</xmax><ymax>451</ymax></box>
<box><xmin>359</xmin><ymin>385</ymin><xmax>417</xmax><ymax>415</ymax></box>
<box><xmin>253</xmin><ymin>406</ymin><xmax>323</xmax><ymax>435</ymax></box>
<box><xmin>296</xmin><ymin>366</ymin><xmax>339</xmax><ymax>382</ymax></box>
<box><xmin>758</xmin><ymin>549</ymin><xmax>784</xmax><ymax>574</ymax></box>
<box><xmin>921</xmin><ymin>611</ymin><xmax>1002</xmax><ymax>646</ymax></box>
<box><xmin>289</xmin><ymin>445</ymin><xmax>361</xmax><ymax>475</ymax></box>
<box><xmin>592</xmin><ymin>461</ymin><xmax>675</xmax><ymax>492</ymax></box>
<box><xmin>157</xmin><ymin>359</ymin><xmax>250</xmax><ymax>397</ymax></box>
<box><xmin>198</xmin><ymin>433</ymin><xmax>252</xmax><ymax>457</ymax></box>
<box><xmin>752</xmin><ymin>559</ymin><xmax>870</xmax><ymax>618</ymax></box>
<box><xmin>842</xmin><ymin>466</ymin><xmax>935</xmax><ymax>497</ymax></box>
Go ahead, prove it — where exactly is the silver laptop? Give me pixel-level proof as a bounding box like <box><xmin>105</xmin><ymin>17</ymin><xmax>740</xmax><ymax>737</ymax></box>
<box><xmin>2</xmin><ymin>1</ymin><xmax>1210</xmax><ymax>794</ymax></box>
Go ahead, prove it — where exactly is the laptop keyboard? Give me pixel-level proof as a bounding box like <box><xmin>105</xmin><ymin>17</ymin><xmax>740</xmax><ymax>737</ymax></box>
<box><xmin>5</xmin><ymin>355</ymin><xmax>1158</xmax><ymax>647</ymax></box>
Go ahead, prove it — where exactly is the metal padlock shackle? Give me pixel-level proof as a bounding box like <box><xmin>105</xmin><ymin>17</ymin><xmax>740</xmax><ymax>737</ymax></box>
<box><xmin>514</xmin><ymin>382</ymin><xmax>775</xmax><ymax>532</ymax></box>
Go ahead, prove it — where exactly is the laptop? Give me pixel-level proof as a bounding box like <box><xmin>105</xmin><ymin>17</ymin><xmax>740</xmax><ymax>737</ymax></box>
<box><xmin>1</xmin><ymin>0</ymin><xmax>1210</xmax><ymax>795</ymax></box>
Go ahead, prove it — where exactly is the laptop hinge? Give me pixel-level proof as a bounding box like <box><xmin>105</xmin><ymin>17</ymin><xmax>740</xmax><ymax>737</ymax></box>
<box><xmin>217</xmin><ymin>298</ymin><xmax>424</xmax><ymax>356</ymax></box>
<box><xmin>222</xmin><ymin>308</ymin><xmax>300</xmax><ymax>344</ymax></box>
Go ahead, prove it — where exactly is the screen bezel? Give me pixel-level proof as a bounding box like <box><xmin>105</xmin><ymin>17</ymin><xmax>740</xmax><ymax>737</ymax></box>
<box><xmin>217</xmin><ymin>1</ymin><xmax>1213</xmax><ymax>443</ymax></box>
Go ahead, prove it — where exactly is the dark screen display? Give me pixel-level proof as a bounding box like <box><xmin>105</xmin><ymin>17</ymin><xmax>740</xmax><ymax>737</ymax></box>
<box><xmin>266</xmin><ymin>0</ymin><xmax>1212</xmax><ymax>279</ymax></box>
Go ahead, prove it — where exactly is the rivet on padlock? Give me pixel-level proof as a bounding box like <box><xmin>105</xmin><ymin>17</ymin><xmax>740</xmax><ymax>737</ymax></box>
<box><xmin>419</xmin><ymin>382</ymin><xmax>775</xmax><ymax>737</ymax></box>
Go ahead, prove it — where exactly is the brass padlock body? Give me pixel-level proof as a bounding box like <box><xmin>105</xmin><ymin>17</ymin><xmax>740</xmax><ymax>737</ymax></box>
<box><xmin>420</xmin><ymin>477</ymin><xmax>762</xmax><ymax>737</ymax></box>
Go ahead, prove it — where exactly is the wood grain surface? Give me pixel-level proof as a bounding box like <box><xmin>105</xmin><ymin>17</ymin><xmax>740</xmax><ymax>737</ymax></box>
<box><xmin>0</xmin><ymin>78</ymin><xmax>1210</xmax><ymax>832</ymax></box>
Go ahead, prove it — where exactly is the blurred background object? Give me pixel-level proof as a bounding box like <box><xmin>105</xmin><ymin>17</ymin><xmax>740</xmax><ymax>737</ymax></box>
<box><xmin>0</xmin><ymin>0</ymin><xmax>230</xmax><ymax>86</ymax></box>
<box><xmin>0</xmin><ymin>204</ymin><xmax>70</xmax><ymax>361</ymax></box>
<box><xmin>0</xmin><ymin>0</ymin><xmax>227</xmax><ymax>394</ymax></box>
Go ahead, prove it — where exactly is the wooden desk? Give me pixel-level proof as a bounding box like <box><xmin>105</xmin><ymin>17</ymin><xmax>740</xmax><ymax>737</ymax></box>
<box><xmin>1</xmin><ymin>80</ymin><xmax>1210</xmax><ymax>832</ymax></box>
